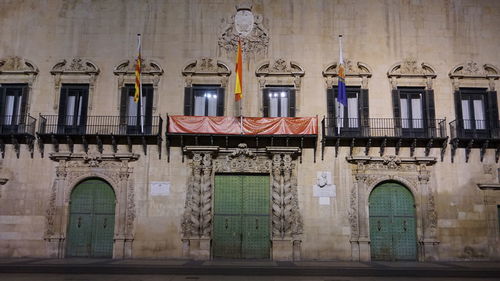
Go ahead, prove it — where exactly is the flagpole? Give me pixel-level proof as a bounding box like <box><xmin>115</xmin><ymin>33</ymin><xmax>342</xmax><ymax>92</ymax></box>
<box><xmin>337</xmin><ymin>34</ymin><xmax>343</xmax><ymax>136</ymax></box>
<box><xmin>138</xmin><ymin>34</ymin><xmax>145</xmax><ymax>134</ymax></box>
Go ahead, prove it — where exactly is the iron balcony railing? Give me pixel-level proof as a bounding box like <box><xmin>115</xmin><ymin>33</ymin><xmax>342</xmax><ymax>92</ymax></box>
<box><xmin>322</xmin><ymin>117</ymin><xmax>447</xmax><ymax>138</ymax></box>
<box><xmin>449</xmin><ymin>119</ymin><xmax>500</xmax><ymax>140</ymax></box>
<box><xmin>0</xmin><ymin>115</ymin><xmax>37</xmax><ymax>136</ymax></box>
<box><xmin>38</xmin><ymin>115</ymin><xmax>163</xmax><ymax>136</ymax></box>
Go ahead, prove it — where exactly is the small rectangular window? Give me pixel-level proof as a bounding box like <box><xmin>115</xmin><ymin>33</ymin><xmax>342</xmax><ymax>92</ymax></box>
<box><xmin>184</xmin><ymin>85</ymin><xmax>224</xmax><ymax>116</ymax></box>
<box><xmin>0</xmin><ymin>84</ymin><xmax>28</xmax><ymax>128</ymax></box>
<box><xmin>263</xmin><ymin>86</ymin><xmax>295</xmax><ymax>117</ymax></box>
<box><xmin>120</xmin><ymin>84</ymin><xmax>154</xmax><ymax>134</ymax></box>
<box><xmin>57</xmin><ymin>84</ymin><xmax>89</xmax><ymax>134</ymax></box>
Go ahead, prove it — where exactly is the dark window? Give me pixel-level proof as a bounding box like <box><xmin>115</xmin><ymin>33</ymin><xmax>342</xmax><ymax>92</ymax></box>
<box><xmin>393</xmin><ymin>87</ymin><xmax>436</xmax><ymax>137</ymax></box>
<box><xmin>57</xmin><ymin>84</ymin><xmax>89</xmax><ymax>134</ymax></box>
<box><xmin>263</xmin><ymin>86</ymin><xmax>295</xmax><ymax>117</ymax></box>
<box><xmin>120</xmin><ymin>84</ymin><xmax>153</xmax><ymax>134</ymax></box>
<box><xmin>326</xmin><ymin>86</ymin><xmax>369</xmax><ymax>136</ymax></box>
<box><xmin>184</xmin><ymin>85</ymin><xmax>224</xmax><ymax>116</ymax></box>
<box><xmin>0</xmin><ymin>83</ymin><xmax>28</xmax><ymax>134</ymax></box>
<box><xmin>454</xmin><ymin>88</ymin><xmax>499</xmax><ymax>138</ymax></box>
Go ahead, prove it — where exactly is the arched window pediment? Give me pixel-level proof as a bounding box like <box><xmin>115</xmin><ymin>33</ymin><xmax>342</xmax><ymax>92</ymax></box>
<box><xmin>323</xmin><ymin>59</ymin><xmax>372</xmax><ymax>89</ymax></box>
<box><xmin>448</xmin><ymin>61</ymin><xmax>499</xmax><ymax>91</ymax></box>
<box><xmin>255</xmin><ymin>59</ymin><xmax>304</xmax><ymax>78</ymax></box>
<box><xmin>113</xmin><ymin>59</ymin><xmax>164</xmax><ymax>76</ymax></box>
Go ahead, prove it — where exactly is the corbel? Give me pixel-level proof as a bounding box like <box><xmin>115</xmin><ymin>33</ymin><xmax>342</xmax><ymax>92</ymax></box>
<box><xmin>364</xmin><ymin>138</ymin><xmax>371</xmax><ymax>156</ymax></box>
<box><xmin>350</xmin><ymin>138</ymin><xmax>356</xmax><ymax>156</ymax></box>
<box><xmin>111</xmin><ymin>135</ymin><xmax>117</xmax><ymax>153</ymax></box>
<box><xmin>82</xmin><ymin>135</ymin><xmax>88</xmax><ymax>153</ymax></box>
<box><xmin>379</xmin><ymin>138</ymin><xmax>387</xmax><ymax>156</ymax></box>
<box><xmin>0</xmin><ymin>138</ymin><xmax>4</xmax><ymax>158</ymax></box>
<box><xmin>66</xmin><ymin>136</ymin><xmax>74</xmax><ymax>153</ymax></box>
<box><xmin>480</xmin><ymin>140</ymin><xmax>489</xmax><ymax>162</ymax></box>
<box><xmin>465</xmin><ymin>139</ymin><xmax>474</xmax><ymax>163</ymax></box>
<box><xmin>335</xmin><ymin>138</ymin><xmax>340</xmax><ymax>158</ymax></box>
<box><xmin>11</xmin><ymin>135</ymin><xmax>20</xmax><ymax>158</ymax></box>
<box><xmin>451</xmin><ymin>139</ymin><xmax>459</xmax><ymax>163</ymax></box>
<box><xmin>441</xmin><ymin>137</ymin><xmax>448</xmax><ymax>162</ymax></box>
<box><xmin>96</xmin><ymin>135</ymin><xmax>103</xmax><ymax>154</ymax></box>
<box><xmin>51</xmin><ymin>135</ymin><xmax>59</xmax><ymax>153</ymax></box>
<box><xmin>425</xmin><ymin>139</ymin><xmax>433</xmax><ymax>157</ymax></box>
<box><xmin>410</xmin><ymin>139</ymin><xmax>417</xmax><ymax>157</ymax></box>
<box><xmin>157</xmin><ymin>135</ymin><xmax>162</xmax><ymax>160</ymax></box>
<box><xmin>395</xmin><ymin>138</ymin><xmax>402</xmax><ymax>156</ymax></box>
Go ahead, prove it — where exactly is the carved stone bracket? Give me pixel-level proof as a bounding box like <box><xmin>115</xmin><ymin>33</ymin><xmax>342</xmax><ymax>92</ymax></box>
<box><xmin>323</xmin><ymin>59</ymin><xmax>372</xmax><ymax>89</ymax></box>
<box><xmin>181</xmin><ymin>58</ymin><xmax>231</xmax><ymax>88</ymax></box>
<box><xmin>44</xmin><ymin>152</ymin><xmax>139</xmax><ymax>259</ymax></box>
<box><xmin>346</xmin><ymin>155</ymin><xmax>439</xmax><ymax>261</ymax></box>
<box><xmin>113</xmin><ymin>59</ymin><xmax>164</xmax><ymax>112</ymax></box>
<box><xmin>50</xmin><ymin>58</ymin><xmax>100</xmax><ymax>111</ymax></box>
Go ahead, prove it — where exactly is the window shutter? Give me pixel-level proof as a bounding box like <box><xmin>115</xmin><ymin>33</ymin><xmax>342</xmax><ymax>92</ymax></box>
<box><xmin>263</xmin><ymin>88</ymin><xmax>269</xmax><ymax>117</ymax></box>
<box><xmin>424</xmin><ymin>90</ymin><xmax>436</xmax><ymax>121</ymax></box>
<box><xmin>20</xmin><ymin>85</ymin><xmax>29</xmax><ymax>121</ymax></box>
<box><xmin>0</xmin><ymin>86</ymin><xmax>5</xmax><ymax>117</ymax></box>
<box><xmin>326</xmin><ymin>88</ymin><xmax>335</xmax><ymax>120</ymax></box>
<box><xmin>79</xmin><ymin>86</ymin><xmax>89</xmax><ymax>128</ymax></box>
<box><xmin>217</xmin><ymin>87</ymin><xmax>225</xmax><ymax>116</ymax></box>
<box><xmin>360</xmin><ymin>89</ymin><xmax>369</xmax><ymax>126</ymax></box>
<box><xmin>289</xmin><ymin>89</ymin><xmax>296</xmax><ymax>117</ymax></box>
<box><xmin>392</xmin><ymin>89</ymin><xmax>401</xmax><ymax>132</ymax></box>
<box><xmin>487</xmin><ymin>91</ymin><xmax>499</xmax><ymax>133</ymax></box>
<box><xmin>454</xmin><ymin>90</ymin><xmax>462</xmax><ymax>120</ymax></box>
<box><xmin>184</xmin><ymin>87</ymin><xmax>193</xmax><ymax>115</ymax></box>
<box><xmin>119</xmin><ymin>87</ymin><xmax>128</xmax><ymax>125</ymax></box>
<box><xmin>57</xmin><ymin>86</ymin><xmax>68</xmax><ymax>127</ymax></box>
<box><xmin>144</xmin><ymin>85</ymin><xmax>154</xmax><ymax>127</ymax></box>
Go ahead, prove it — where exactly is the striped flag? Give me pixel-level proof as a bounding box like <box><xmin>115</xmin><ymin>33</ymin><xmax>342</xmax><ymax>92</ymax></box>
<box><xmin>337</xmin><ymin>35</ymin><xmax>347</xmax><ymax>107</ymax></box>
<box><xmin>234</xmin><ymin>39</ymin><xmax>243</xmax><ymax>101</ymax></box>
<box><xmin>134</xmin><ymin>34</ymin><xmax>142</xmax><ymax>103</ymax></box>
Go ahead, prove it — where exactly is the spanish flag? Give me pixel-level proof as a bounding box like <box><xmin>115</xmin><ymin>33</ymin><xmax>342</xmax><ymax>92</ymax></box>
<box><xmin>134</xmin><ymin>34</ymin><xmax>142</xmax><ymax>103</ymax></box>
<box><xmin>234</xmin><ymin>39</ymin><xmax>243</xmax><ymax>101</ymax></box>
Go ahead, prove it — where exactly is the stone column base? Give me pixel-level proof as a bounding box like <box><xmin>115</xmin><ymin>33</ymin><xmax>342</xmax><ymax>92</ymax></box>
<box><xmin>272</xmin><ymin>239</ymin><xmax>294</xmax><ymax>261</ymax></box>
<box><xmin>419</xmin><ymin>238</ymin><xmax>440</xmax><ymax>261</ymax></box>
<box><xmin>45</xmin><ymin>235</ymin><xmax>65</xmax><ymax>258</ymax></box>
<box><xmin>184</xmin><ymin>238</ymin><xmax>211</xmax><ymax>260</ymax></box>
<box><xmin>113</xmin><ymin>235</ymin><xmax>134</xmax><ymax>259</ymax></box>
<box><xmin>350</xmin><ymin>237</ymin><xmax>371</xmax><ymax>261</ymax></box>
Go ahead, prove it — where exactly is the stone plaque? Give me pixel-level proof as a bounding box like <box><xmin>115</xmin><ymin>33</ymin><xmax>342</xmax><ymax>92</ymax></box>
<box><xmin>150</xmin><ymin>182</ymin><xmax>170</xmax><ymax>196</ymax></box>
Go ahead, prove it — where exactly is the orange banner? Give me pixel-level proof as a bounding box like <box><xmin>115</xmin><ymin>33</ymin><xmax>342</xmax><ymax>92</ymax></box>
<box><xmin>168</xmin><ymin>116</ymin><xmax>317</xmax><ymax>135</ymax></box>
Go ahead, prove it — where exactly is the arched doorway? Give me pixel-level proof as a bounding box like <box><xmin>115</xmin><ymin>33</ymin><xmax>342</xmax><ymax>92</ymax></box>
<box><xmin>66</xmin><ymin>179</ymin><xmax>116</xmax><ymax>258</ymax></box>
<box><xmin>369</xmin><ymin>182</ymin><xmax>417</xmax><ymax>261</ymax></box>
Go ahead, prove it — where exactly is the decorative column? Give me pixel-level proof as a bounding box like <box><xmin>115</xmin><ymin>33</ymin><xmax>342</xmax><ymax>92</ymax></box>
<box><xmin>181</xmin><ymin>146</ymin><xmax>217</xmax><ymax>259</ymax></box>
<box><xmin>418</xmin><ymin>164</ymin><xmax>440</xmax><ymax>261</ymax></box>
<box><xmin>268</xmin><ymin>147</ymin><xmax>303</xmax><ymax>261</ymax></box>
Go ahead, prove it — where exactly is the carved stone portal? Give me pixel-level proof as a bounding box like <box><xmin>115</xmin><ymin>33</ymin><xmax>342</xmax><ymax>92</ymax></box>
<box><xmin>347</xmin><ymin>155</ymin><xmax>439</xmax><ymax>262</ymax></box>
<box><xmin>181</xmin><ymin>144</ymin><xmax>303</xmax><ymax>261</ymax></box>
<box><xmin>44</xmin><ymin>152</ymin><xmax>138</xmax><ymax>259</ymax></box>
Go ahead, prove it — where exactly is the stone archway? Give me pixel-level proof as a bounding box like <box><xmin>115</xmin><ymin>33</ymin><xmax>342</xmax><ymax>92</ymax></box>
<box><xmin>44</xmin><ymin>152</ymin><xmax>138</xmax><ymax>259</ymax></box>
<box><xmin>347</xmin><ymin>155</ymin><xmax>439</xmax><ymax>262</ymax></box>
<box><xmin>181</xmin><ymin>144</ymin><xmax>303</xmax><ymax>261</ymax></box>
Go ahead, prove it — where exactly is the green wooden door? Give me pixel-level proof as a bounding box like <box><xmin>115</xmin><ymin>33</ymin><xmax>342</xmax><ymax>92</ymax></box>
<box><xmin>66</xmin><ymin>179</ymin><xmax>115</xmax><ymax>258</ymax></box>
<box><xmin>369</xmin><ymin>182</ymin><xmax>417</xmax><ymax>261</ymax></box>
<box><xmin>213</xmin><ymin>175</ymin><xmax>270</xmax><ymax>259</ymax></box>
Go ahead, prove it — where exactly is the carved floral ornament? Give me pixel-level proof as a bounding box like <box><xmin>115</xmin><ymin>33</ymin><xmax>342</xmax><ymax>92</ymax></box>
<box><xmin>0</xmin><ymin>56</ymin><xmax>39</xmax><ymax>75</ymax></box>
<box><xmin>113</xmin><ymin>59</ymin><xmax>164</xmax><ymax>76</ymax></box>
<box><xmin>323</xmin><ymin>59</ymin><xmax>372</xmax><ymax>78</ymax></box>
<box><xmin>182</xmin><ymin>58</ymin><xmax>231</xmax><ymax>77</ymax></box>
<box><xmin>50</xmin><ymin>58</ymin><xmax>100</xmax><ymax>75</ymax></box>
<box><xmin>449</xmin><ymin>61</ymin><xmax>500</xmax><ymax>79</ymax></box>
<box><xmin>218</xmin><ymin>4</ymin><xmax>269</xmax><ymax>54</ymax></box>
<box><xmin>387</xmin><ymin>58</ymin><xmax>437</xmax><ymax>78</ymax></box>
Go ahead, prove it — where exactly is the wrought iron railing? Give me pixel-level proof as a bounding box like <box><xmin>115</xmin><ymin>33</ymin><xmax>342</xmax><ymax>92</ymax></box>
<box><xmin>38</xmin><ymin>115</ymin><xmax>163</xmax><ymax>136</ymax></box>
<box><xmin>450</xmin><ymin>119</ymin><xmax>500</xmax><ymax>139</ymax></box>
<box><xmin>0</xmin><ymin>115</ymin><xmax>37</xmax><ymax>136</ymax></box>
<box><xmin>322</xmin><ymin>117</ymin><xmax>447</xmax><ymax>138</ymax></box>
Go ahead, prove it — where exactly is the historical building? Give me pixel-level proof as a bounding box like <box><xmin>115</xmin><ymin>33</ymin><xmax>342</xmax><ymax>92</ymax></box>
<box><xmin>0</xmin><ymin>0</ymin><xmax>499</xmax><ymax>262</ymax></box>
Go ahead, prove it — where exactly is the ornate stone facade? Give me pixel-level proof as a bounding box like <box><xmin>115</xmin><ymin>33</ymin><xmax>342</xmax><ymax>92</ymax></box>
<box><xmin>181</xmin><ymin>144</ymin><xmax>303</xmax><ymax>260</ymax></box>
<box><xmin>347</xmin><ymin>155</ymin><xmax>439</xmax><ymax>261</ymax></box>
<box><xmin>44</xmin><ymin>152</ymin><xmax>138</xmax><ymax>259</ymax></box>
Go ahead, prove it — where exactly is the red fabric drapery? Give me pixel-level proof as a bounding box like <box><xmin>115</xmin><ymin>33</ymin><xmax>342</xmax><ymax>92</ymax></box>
<box><xmin>168</xmin><ymin>116</ymin><xmax>317</xmax><ymax>135</ymax></box>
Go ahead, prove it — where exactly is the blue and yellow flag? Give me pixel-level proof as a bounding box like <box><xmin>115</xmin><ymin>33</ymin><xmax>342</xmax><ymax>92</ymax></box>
<box><xmin>337</xmin><ymin>35</ymin><xmax>347</xmax><ymax>107</ymax></box>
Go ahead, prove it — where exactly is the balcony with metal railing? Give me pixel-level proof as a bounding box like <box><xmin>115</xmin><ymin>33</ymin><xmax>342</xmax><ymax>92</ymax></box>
<box><xmin>165</xmin><ymin>115</ymin><xmax>318</xmax><ymax>162</ymax></box>
<box><xmin>449</xmin><ymin>119</ymin><xmax>500</xmax><ymax>162</ymax></box>
<box><xmin>0</xmin><ymin>115</ymin><xmax>37</xmax><ymax>158</ymax></box>
<box><xmin>37</xmin><ymin>115</ymin><xmax>163</xmax><ymax>157</ymax></box>
<box><xmin>321</xmin><ymin>117</ymin><xmax>448</xmax><ymax>160</ymax></box>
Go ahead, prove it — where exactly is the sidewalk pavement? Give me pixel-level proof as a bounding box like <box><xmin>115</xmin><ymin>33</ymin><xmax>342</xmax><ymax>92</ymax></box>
<box><xmin>0</xmin><ymin>258</ymin><xmax>499</xmax><ymax>278</ymax></box>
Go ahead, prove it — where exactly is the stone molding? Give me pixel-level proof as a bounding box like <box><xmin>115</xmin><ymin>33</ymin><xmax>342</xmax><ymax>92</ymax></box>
<box><xmin>0</xmin><ymin>56</ymin><xmax>39</xmax><ymax>114</ymax></box>
<box><xmin>50</xmin><ymin>58</ymin><xmax>100</xmax><ymax>111</ymax></box>
<box><xmin>113</xmin><ymin>59</ymin><xmax>164</xmax><ymax>112</ymax></box>
<box><xmin>181</xmin><ymin>144</ymin><xmax>303</xmax><ymax>260</ymax></box>
<box><xmin>346</xmin><ymin>155</ymin><xmax>439</xmax><ymax>262</ymax></box>
<box><xmin>323</xmin><ymin>59</ymin><xmax>372</xmax><ymax>89</ymax></box>
<box><xmin>181</xmin><ymin>58</ymin><xmax>231</xmax><ymax>88</ymax></box>
<box><xmin>387</xmin><ymin>58</ymin><xmax>437</xmax><ymax>89</ymax></box>
<box><xmin>218</xmin><ymin>6</ymin><xmax>269</xmax><ymax>55</ymax></box>
<box><xmin>44</xmin><ymin>152</ymin><xmax>139</xmax><ymax>259</ymax></box>
<box><xmin>449</xmin><ymin>61</ymin><xmax>499</xmax><ymax>91</ymax></box>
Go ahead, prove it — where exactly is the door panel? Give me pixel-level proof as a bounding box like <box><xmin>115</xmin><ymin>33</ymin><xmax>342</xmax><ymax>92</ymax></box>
<box><xmin>213</xmin><ymin>174</ymin><xmax>270</xmax><ymax>259</ymax></box>
<box><xmin>369</xmin><ymin>183</ymin><xmax>417</xmax><ymax>261</ymax></box>
<box><xmin>67</xmin><ymin>179</ymin><xmax>115</xmax><ymax>258</ymax></box>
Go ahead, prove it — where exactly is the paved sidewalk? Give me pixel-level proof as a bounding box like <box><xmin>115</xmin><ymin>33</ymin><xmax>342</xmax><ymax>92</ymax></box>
<box><xmin>0</xmin><ymin>258</ymin><xmax>499</xmax><ymax>278</ymax></box>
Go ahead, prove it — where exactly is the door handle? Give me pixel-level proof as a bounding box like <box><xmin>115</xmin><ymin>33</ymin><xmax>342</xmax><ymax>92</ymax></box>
<box><xmin>103</xmin><ymin>218</ymin><xmax>107</xmax><ymax>229</ymax></box>
<box><xmin>403</xmin><ymin>220</ymin><xmax>407</xmax><ymax>232</ymax></box>
<box><xmin>77</xmin><ymin>217</ymin><xmax>82</xmax><ymax>228</ymax></box>
<box><xmin>377</xmin><ymin>220</ymin><xmax>381</xmax><ymax>231</ymax></box>
<box><xmin>255</xmin><ymin>219</ymin><xmax>259</xmax><ymax>230</ymax></box>
<box><xmin>225</xmin><ymin>219</ymin><xmax>228</xmax><ymax>229</ymax></box>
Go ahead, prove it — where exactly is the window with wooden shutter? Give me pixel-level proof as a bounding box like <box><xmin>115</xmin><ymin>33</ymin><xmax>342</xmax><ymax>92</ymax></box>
<box><xmin>184</xmin><ymin>85</ymin><xmax>224</xmax><ymax>116</ymax></box>
<box><xmin>120</xmin><ymin>84</ymin><xmax>154</xmax><ymax>134</ymax></box>
<box><xmin>263</xmin><ymin>86</ymin><xmax>295</xmax><ymax>117</ymax></box>
<box><xmin>57</xmin><ymin>84</ymin><xmax>89</xmax><ymax>134</ymax></box>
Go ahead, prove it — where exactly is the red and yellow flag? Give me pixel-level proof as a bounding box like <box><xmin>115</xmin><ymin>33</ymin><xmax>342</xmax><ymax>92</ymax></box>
<box><xmin>134</xmin><ymin>35</ymin><xmax>142</xmax><ymax>103</ymax></box>
<box><xmin>234</xmin><ymin>39</ymin><xmax>243</xmax><ymax>101</ymax></box>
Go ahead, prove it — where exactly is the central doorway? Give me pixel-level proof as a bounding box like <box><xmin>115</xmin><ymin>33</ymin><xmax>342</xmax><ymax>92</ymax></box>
<box><xmin>66</xmin><ymin>179</ymin><xmax>116</xmax><ymax>258</ymax></box>
<box><xmin>212</xmin><ymin>174</ymin><xmax>270</xmax><ymax>259</ymax></box>
<box><xmin>369</xmin><ymin>182</ymin><xmax>417</xmax><ymax>261</ymax></box>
